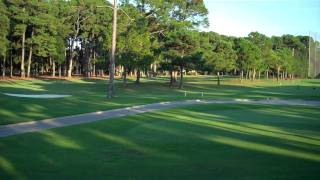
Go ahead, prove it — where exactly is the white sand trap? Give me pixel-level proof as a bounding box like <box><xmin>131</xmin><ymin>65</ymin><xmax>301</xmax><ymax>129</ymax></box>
<box><xmin>3</xmin><ymin>93</ymin><xmax>71</xmax><ymax>99</ymax></box>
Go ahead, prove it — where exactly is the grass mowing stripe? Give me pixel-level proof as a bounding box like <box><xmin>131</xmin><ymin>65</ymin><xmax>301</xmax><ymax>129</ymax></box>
<box><xmin>0</xmin><ymin>104</ymin><xmax>319</xmax><ymax>179</ymax></box>
<box><xmin>0</xmin><ymin>77</ymin><xmax>320</xmax><ymax>125</ymax></box>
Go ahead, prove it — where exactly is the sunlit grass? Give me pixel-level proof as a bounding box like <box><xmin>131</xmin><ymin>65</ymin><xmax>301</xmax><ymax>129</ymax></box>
<box><xmin>0</xmin><ymin>104</ymin><xmax>319</xmax><ymax>179</ymax></box>
<box><xmin>203</xmin><ymin>135</ymin><xmax>320</xmax><ymax>162</ymax></box>
<box><xmin>0</xmin><ymin>76</ymin><xmax>319</xmax><ymax>125</ymax></box>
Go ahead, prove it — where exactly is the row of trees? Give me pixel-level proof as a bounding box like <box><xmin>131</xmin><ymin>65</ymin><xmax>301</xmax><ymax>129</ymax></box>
<box><xmin>0</xmin><ymin>0</ymin><xmax>313</xmax><ymax>90</ymax></box>
<box><xmin>201</xmin><ymin>32</ymin><xmax>310</xmax><ymax>84</ymax></box>
<box><xmin>0</xmin><ymin>0</ymin><xmax>114</xmax><ymax>79</ymax></box>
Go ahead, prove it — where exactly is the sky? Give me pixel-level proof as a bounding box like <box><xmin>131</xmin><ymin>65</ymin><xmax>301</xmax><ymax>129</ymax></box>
<box><xmin>204</xmin><ymin>0</ymin><xmax>320</xmax><ymax>37</ymax></box>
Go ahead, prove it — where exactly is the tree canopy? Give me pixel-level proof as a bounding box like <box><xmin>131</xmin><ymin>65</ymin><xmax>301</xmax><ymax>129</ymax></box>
<box><xmin>0</xmin><ymin>0</ymin><xmax>314</xmax><ymax>85</ymax></box>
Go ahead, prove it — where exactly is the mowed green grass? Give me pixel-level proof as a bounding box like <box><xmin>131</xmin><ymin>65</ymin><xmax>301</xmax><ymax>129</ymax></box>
<box><xmin>0</xmin><ymin>76</ymin><xmax>320</xmax><ymax>125</ymax></box>
<box><xmin>0</xmin><ymin>104</ymin><xmax>320</xmax><ymax>179</ymax></box>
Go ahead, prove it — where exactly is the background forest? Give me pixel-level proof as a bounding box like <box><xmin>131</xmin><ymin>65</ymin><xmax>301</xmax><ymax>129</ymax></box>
<box><xmin>0</xmin><ymin>0</ymin><xmax>317</xmax><ymax>89</ymax></box>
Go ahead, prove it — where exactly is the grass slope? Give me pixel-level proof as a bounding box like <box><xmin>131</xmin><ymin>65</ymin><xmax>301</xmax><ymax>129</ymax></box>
<box><xmin>0</xmin><ymin>104</ymin><xmax>319</xmax><ymax>179</ymax></box>
<box><xmin>0</xmin><ymin>76</ymin><xmax>320</xmax><ymax>125</ymax></box>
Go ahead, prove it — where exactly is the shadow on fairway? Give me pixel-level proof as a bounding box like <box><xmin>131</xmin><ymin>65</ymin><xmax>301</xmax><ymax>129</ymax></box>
<box><xmin>1</xmin><ymin>77</ymin><xmax>320</xmax><ymax>125</ymax></box>
<box><xmin>0</xmin><ymin>104</ymin><xmax>319</xmax><ymax>179</ymax></box>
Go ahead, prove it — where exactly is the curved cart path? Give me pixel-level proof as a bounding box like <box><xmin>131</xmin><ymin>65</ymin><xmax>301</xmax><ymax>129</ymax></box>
<box><xmin>0</xmin><ymin>99</ymin><xmax>319</xmax><ymax>137</ymax></box>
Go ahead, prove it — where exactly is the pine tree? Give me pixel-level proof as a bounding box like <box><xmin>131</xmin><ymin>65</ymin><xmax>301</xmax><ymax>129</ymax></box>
<box><xmin>7</xmin><ymin>0</ymin><xmax>31</xmax><ymax>78</ymax></box>
<box><xmin>0</xmin><ymin>0</ymin><xmax>9</xmax><ymax>77</ymax></box>
<box><xmin>164</xmin><ymin>30</ymin><xmax>199</xmax><ymax>88</ymax></box>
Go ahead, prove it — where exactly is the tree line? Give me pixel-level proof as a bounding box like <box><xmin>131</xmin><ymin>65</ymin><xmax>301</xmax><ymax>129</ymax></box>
<box><xmin>0</xmin><ymin>0</ymin><xmax>314</xmax><ymax>89</ymax></box>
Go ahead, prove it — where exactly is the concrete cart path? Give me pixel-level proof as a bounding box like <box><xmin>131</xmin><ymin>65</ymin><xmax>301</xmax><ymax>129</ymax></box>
<box><xmin>0</xmin><ymin>99</ymin><xmax>319</xmax><ymax>138</ymax></box>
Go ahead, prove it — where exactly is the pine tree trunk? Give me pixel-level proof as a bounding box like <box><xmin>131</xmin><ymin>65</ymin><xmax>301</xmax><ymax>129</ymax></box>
<box><xmin>173</xmin><ymin>70</ymin><xmax>177</xmax><ymax>82</ymax></box>
<box><xmin>21</xmin><ymin>29</ymin><xmax>26</xmax><ymax>78</ymax></box>
<box><xmin>46</xmin><ymin>63</ymin><xmax>49</xmax><ymax>74</ymax></box>
<box><xmin>149</xmin><ymin>64</ymin><xmax>153</xmax><ymax>78</ymax></box>
<box><xmin>67</xmin><ymin>44</ymin><xmax>73</xmax><ymax>78</ymax></box>
<box><xmin>41</xmin><ymin>62</ymin><xmax>44</xmax><ymax>75</ymax></box>
<box><xmin>8</xmin><ymin>46</ymin><xmax>12</xmax><ymax>78</ymax></box>
<box><xmin>179</xmin><ymin>65</ymin><xmax>183</xmax><ymax>89</ymax></box>
<box><xmin>252</xmin><ymin>69</ymin><xmax>256</xmax><ymax>81</ymax></box>
<box><xmin>67</xmin><ymin>8</ymin><xmax>81</xmax><ymax>78</ymax></box>
<box><xmin>217</xmin><ymin>72</ymin><xmax>221</xmax><ymax>86</ymax></box>
<box><xmin>10</xmin><ymin>56</ymin><xmax>13</xmax><ymax>78</ymax></box>
<box><xmin>84</xmin><ymin>40</ymin><xmax>91</xmax><ymax>77</ymax></box>
<box><xmin>277</xmin><ymin>66</ymin><xmax>280</xmax><ymax>82</ymax></box>
<box><xmin>75</xmin><ymin>62</ymin><xmax>79</xmax><ymax>75</ymax></box>
<box><xmin>153</xmin><ymin>63</ymin><xmax>157</xmax><ymax>77</ymax></box>
<box><xmin>2</xmin><ymin>56</ymin><xmax>5</xmax><ymax>78</ymax></box>
<box><xmin>144</xmin><ymin>69</ymin><xmax>148</xmax><ymax>78</ymax></box>
<box><xmin>27</xmin><ymin>46</ymin><xmax>32</xmax><ymax>78</ymax></box>
<box><xmin>108</xmin><ymin>0</ymin><xmax>118</xmax><ymax>98</ymax></box>
<box><xmin>170</xmin><ymin>69</ymin><xmax>173</xmax><ymax>86</ymax></box>
<box><xmin>240</xmin><ymin>70</ymin><xmax>243</xmax><ymax>83</ymax></box>
<box><xmin>64</xmin><ymin>62</ymin><xmax>67</xmax><ymax>76</ymax></box>
<box><xmin>63</xmin><ymin>50</ymin><xmax>67</xmax><ymax>76</ymax></box>
<box><xmin>266</xmin><ymin>69</ymin><xmax>269</xmax><ymax>79</ymax></box>
<box><xmin>93</xmin><ymin>62</ymin><xmax>96</xmax><ymax>77</ymax></box>
<box><xmin>27</xmin><ymin>29</ymin><xmax>33</xmax><ymax>78</ymax></box>
<box><xmin>136</xmin><ymin>69</ymin><xmax>140</xmax><ymax>84</ymax></box>
<box><xmin>52</xmin><ymin>58</ymin><xmax>55</xmax><ymax>77</ymax></box>
<box><xmin>93</xmin><ymin>51</ymin><xmax>96</xmax><ymax>77</ymax></box>
<box><xmin>285</xmin><ymin>70</ymin><xmax>288</xmax><ymax>79</ymax></box>
<box><xmin>34</xmin><ymin>63</ymin><xmax>37</xmax><ymax>76</ymax></box>
<box><xmin>123</xmin><ymin>67</ymin><xmax>127</xmax><ymax>87</ymax></box>
<box><xmin>58</xmin><ymin>64</ymin><xmax>61</xmax><ymax>77</ymax></box>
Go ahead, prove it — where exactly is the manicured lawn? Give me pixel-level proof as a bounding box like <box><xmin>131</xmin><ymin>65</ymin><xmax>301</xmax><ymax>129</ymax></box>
<box><xmin>0</xmin><ymin>104</ymin><xmax>319</xmax><ymax>179</ymax></box>
<box><xmin>0</xmin><ymin>76</ymin><xmax>320</xmax><ymax>125</ymax></box>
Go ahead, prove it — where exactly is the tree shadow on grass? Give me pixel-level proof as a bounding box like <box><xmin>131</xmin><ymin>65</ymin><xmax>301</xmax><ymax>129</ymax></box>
<box><xmin>0</xmin><ymin>77</ymin><xmax>319</xmax><ymax>125</ymax></box>
<box><xmin>0</xmin><ymin>104</ymin><xmax>320</xmax><ymax>179</ymax></box>
<box><xmin>152</xmin><ymin>107</ymin><xmax>320</xmax><ymax>153</ymax></box>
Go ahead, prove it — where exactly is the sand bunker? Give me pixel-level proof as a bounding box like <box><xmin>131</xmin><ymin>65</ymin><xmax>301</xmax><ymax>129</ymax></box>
<box><xmin>3</xmin><ymin>93</ymin><xmax>71</xmax><ymax>99</ymax></box>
